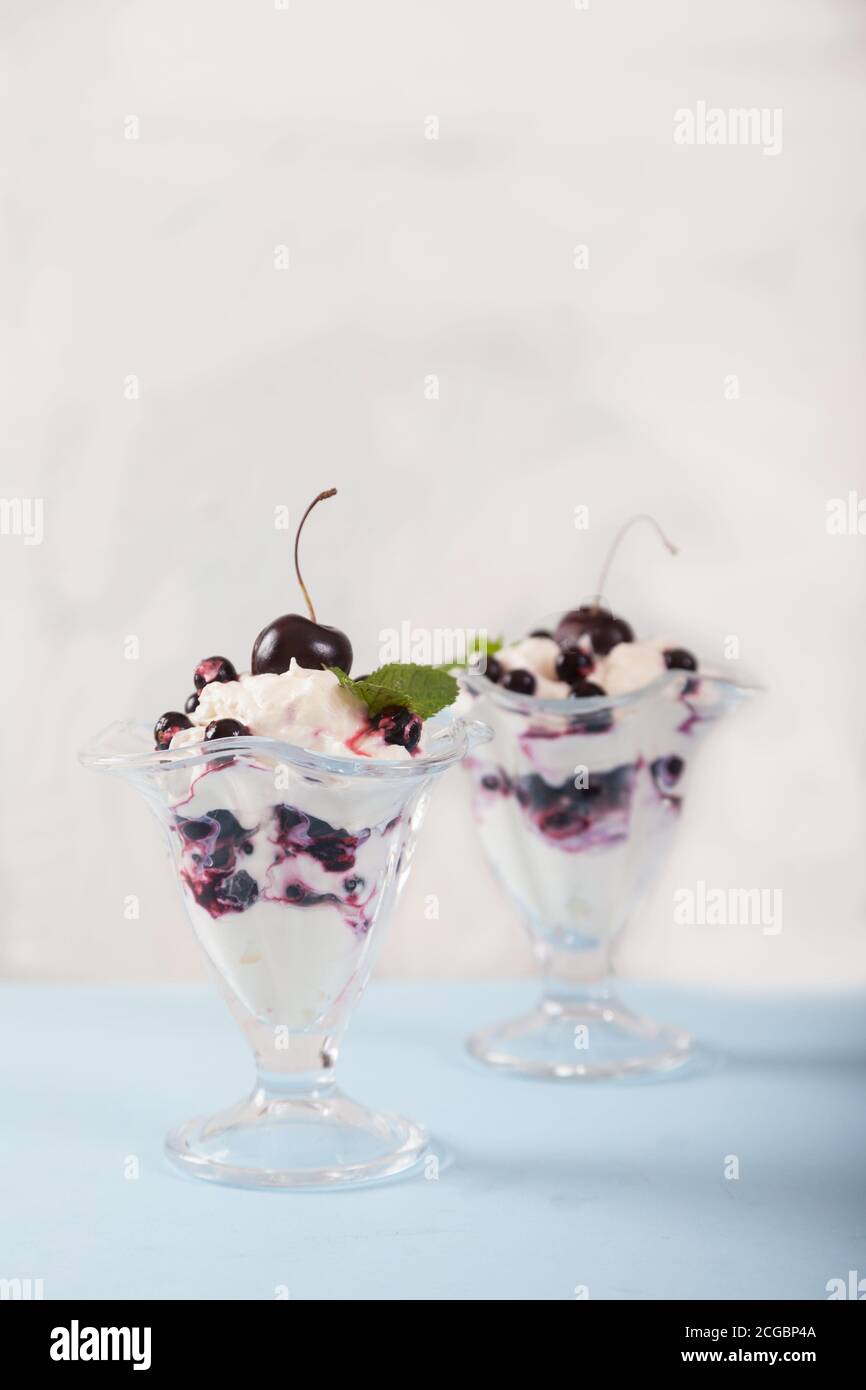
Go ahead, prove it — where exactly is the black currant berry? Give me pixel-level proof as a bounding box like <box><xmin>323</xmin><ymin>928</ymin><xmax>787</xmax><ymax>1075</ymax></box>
<box><xmin>154</xmin><ymin>712</ymin><xmax>192</xmax><ymax>749</ymax></box>
<box><xmin>204</xmin><ymin>718</ymin><xmax>250</xmax><ymax>740</ymax></box>
<box><xmin>502</xmin><ymin>669</ymin><xmax>536</xmax><ymax>695</ymax></box>
<box><xmin>194</xmin><ymin>657</ymin><xmax>237</xmax><ymax>691</ymax></box>
<box><xmin>664</xmin><ymin>648</ymin><xmax>698</xmax><ymax>671</ymax></box>
<box><xmin>374</xmin><ymin>705</ymin><xmax>422</xmax><ymax>751</ymax></box>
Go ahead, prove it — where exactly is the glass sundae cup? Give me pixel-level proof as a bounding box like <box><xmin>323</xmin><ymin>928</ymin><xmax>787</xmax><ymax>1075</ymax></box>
<box><xmin>81</xmin><ymin>715</ymin><xmax>489</xmax><ymax>1189</ymax></box>
<box><xmin>460</xmin><ymin>660</ymin><xmax>756</xmax><ymax>1079</ymax></box>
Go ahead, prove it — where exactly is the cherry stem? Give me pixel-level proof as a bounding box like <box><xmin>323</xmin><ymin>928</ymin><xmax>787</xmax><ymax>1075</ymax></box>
<box><xmin>593</xmin><ymin>513</ymin><xmax>678</xmax><ymax>610</ymax></box>
<box><xmin>294</xmin><ymin>489</ymin><xmax>337</xmax><ymax>623</ymax></box>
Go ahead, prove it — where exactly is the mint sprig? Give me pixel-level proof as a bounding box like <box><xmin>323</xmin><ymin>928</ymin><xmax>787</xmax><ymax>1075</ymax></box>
<box><xmin>330</xmin><ymin>663</ymin><xmax>458</xmax><ymax>720</ymax></box>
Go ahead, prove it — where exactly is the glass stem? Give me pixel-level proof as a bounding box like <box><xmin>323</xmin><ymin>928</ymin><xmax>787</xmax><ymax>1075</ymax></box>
<box><xmin>538</xmin><ymin>940</ymin><xmax>614</xmax><ymax>1013</ymax></box>
<box><xmin>254</xmin><ymin>1023</ymin><xmax>339</xmax><ymax>1095</ymax></box>
<box><xmin>246</xmin><ymin>1016</ymin><xmax>339</xmax><ymax>1101</ymax></box>
<box><xmin>212</xmin><ymin>969</ymin><xmax>340</xmax><ymax>1100</ymax></box>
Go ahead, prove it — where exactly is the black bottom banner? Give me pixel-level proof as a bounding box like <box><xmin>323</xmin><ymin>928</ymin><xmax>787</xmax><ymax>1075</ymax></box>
<box><xmin>8</xmin><ymin>1297</ymin><xmax>861</xmax><ymax>1373</ymax></box>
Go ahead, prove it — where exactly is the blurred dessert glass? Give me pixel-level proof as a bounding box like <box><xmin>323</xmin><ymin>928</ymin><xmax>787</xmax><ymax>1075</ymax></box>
<box><xmin>460</xmin><ymin>649</ymin><xmax>755</xmax><ymax>1080</ymax></box>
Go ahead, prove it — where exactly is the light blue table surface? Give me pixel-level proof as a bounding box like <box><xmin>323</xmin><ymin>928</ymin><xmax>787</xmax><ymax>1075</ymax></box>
<box><xmin>1</xmin><ymin>981</ymin><xmax>864</xmax><ymax>1301</ymax></box>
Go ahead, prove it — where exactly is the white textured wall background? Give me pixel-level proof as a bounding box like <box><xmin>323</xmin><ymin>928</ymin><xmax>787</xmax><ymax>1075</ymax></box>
<box><xmin>1</xmin><ymin>0</ymin><xmax>864</xmax><ymax>986</ymax></box>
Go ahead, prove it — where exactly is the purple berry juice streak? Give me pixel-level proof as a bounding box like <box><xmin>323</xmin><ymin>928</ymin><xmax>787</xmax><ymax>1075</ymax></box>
<box><xmin>476</xmin><ymin>764</ymin><xmax>639</xmax><ymax>851</ymax></box>
<box><xmin>473</xmin><ymin>747</ymin><xmax>690</xmax><ymax>850</ymax></box>
<box><xmin>173</xmin><ymin>803</ymin><xmax>396</xmax><ymax>934</ymax></box>
<box><xmin>518</xmin><ymin>708</ymin><xmax>612</xmax><ymax>743</ymax></box>
<box><xmin>676</xmin><ymin>685</ymin><xmax>703</xmax><ymax>735</ymax></box>
<box><xmin>468</xmin><ymin>673</ymin><xmax>708</xmax><ymax>850</ymax></box>
<box><xmin>175</xmin><ymin>809</ymin><xmax>258</xmax><ymax>918</ymax></box>
<box><xmin>272</xmin><ymin>804</ymin><xmax>370</xmax><ymax>872</ymax></box>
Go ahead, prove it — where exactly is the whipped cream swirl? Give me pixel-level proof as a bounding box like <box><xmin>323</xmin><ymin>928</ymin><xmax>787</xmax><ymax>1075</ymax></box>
<box><xmin>171</xmin><ymin>661</ymin><xmax>423</xmax><ymax>761</ymax></box>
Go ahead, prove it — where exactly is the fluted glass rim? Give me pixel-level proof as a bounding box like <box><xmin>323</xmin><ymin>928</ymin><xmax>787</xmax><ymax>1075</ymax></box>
<box><xmin>79</xmin><ymin>715</ymin><xmax>492</xmax><ymax>783</ymax></box>
<box><xmin>459</xmin><ymin>664</ymin><xmax>761</xmax><ymax>715</ymax></box>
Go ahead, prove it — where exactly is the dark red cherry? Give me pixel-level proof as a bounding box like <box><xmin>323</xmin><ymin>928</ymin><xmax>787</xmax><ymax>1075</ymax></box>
<box><xmin>664</xmin><ymin>648</ymin><xmax>697</xmax><ymax>671</ymax></box>
<box><xmin>254</xmin><ymin>488</ymin><xmax>354</xmax><ymax>676</ymax></box>
<box><xmin>555</xmin><ymin>647</ymin><xmax>594</xmax><ymax>684</ymax></box>
<box><xmin>554</xmin><ymin>606</ymin><xmax>609</xmax><ymax>648</ymax></box>
<box><xmin>204</xmin><ymin>718</ymin><xmax>249</xmax><ymax>740</ymax></box>
<box><xmin>251</xmin><ymin>615</ymin><xmax>353</xmax><ymax>676</ymax></box>
<box><xmin>557</xmin><ymin>516</ymin><xmax>677</xmax><ymax>667</ymax></box>
<box><xmin>374</xmin><ymin>705</ymin><xmax>422</xmax><ymax>751</ymax></box>
<box><xmin>554</xmin><ymin>607</ymin><xmax>633</xmax><ymax>657</ymax></box>
<box><xmin>154</xmin><ymin>712</ymin><xmax>192</xmax><ymax>749</ymax></box>
<box><xmin>184</xmin><ymin>692</ymin><xmax>199</xmax><ymax>714</ymax></box>
<box><xmin>587</xmin><ymin>615</ymin><xmax>633</xmax><ymax>655</ymax></box>
<box><xmin>502</xmin><ymin>669</ymin><xmax>536</xmax><ymax>695</ymax></box>
<box><xmin>194</xmin><ymin>656</ymin><xmax>237</xmax><ymax>691</ymax></box>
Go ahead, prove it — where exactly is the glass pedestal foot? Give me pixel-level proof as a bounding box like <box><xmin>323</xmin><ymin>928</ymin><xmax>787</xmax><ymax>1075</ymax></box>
<box><xmin>165</xmin><ymin>1085</ymin><xmax>429</xmax><ymax>1190</ymax></box>
<box><xmin>467</xmin><ymin>994</ymin><xmax>693</xmax><ymax>1080</ymax></box>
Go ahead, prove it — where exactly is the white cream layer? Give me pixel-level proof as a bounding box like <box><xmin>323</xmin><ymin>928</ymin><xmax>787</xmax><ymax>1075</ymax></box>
<box><xmin>170</xmin><ymin>661</ymin><xmax>422</xmax><ymax>760</ymax></box>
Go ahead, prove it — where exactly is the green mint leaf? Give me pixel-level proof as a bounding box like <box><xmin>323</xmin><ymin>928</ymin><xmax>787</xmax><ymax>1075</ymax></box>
<box><xmin>330</xmin><ymin>666</ymin><xmax>359</xmax><ymax>697</ymax></box>
<box><xmin>359</xmin><ymin>664</ymin><xmax>459</xmax><ymax>719</ymax></box>
<box><xmin>328</xmin><ymin>663</ymin><xmax>458</xmax><ymax>720</ymax></box>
